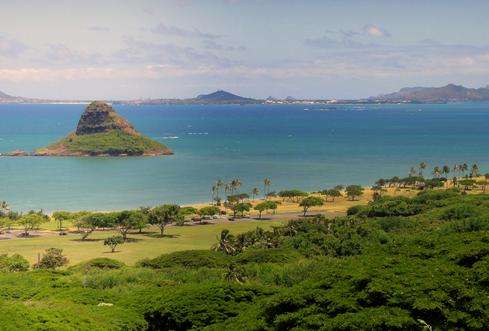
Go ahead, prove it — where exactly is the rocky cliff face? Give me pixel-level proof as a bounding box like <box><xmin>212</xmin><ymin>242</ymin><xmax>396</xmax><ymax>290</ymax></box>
<box><xmin>75</xmin><ymin>101</ymin><xmax>138</xmax><ymax>136</ymax></box>
<box><xmin>29</xmin><ymin>101</ymin><xmax>172</xmax><ymax>157</ymax></box>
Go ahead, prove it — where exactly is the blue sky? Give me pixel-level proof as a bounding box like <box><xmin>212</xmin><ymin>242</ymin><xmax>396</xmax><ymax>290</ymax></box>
<box><xmin>1</xmin><ymin>0</ymin><xmax>489</xmax><ymax>99</ymax></box>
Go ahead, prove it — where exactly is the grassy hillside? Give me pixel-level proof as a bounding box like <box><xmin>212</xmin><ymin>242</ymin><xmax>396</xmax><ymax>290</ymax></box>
<box><xmin>0</xmin><ymin>220</ymin><xmax>283</xmax><ymax>265</ymax></box>
<box><xmin>37</xmin><ymin>130</ymin><xmax>171</xmax><ymax>156</ymax></box>
<box><xmin>1</xmin><ymin>189</ymin><xmax>489</xmax><ymax>329</ymax></box>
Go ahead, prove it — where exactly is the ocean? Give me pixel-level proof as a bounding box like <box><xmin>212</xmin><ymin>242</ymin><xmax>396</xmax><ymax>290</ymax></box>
<box><xmin>1</xmin><ymin>102</ymin><xmax>489</xmax><ymax>211</ymax></box>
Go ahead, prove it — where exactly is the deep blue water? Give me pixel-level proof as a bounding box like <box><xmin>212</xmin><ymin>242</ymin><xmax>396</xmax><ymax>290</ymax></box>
<box><xmin>1</xmin><ymin>102</ymin><xmax>489</xmax><ymax>211</ymax></box>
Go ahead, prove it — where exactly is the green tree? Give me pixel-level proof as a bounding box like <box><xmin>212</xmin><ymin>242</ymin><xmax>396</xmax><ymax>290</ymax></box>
<box><xmin>322</xmin><ymin>189</ymin><xmax>342</xmax><ymax>202</ymax></box>
<box><xmin>254</xmin><ymin>200</ymin><xmax>278</xmax><ymax>219</ymax></box>
<box><xmin>299</xmin><ymin>196</ymin><xmax>324</xmax><ymax>216</ymax></box>
<box><xmin>278</xmin><ymin>189</ymin><xmax>308</xmax><ymax>202</ymax></box>
<box><xmin>51</xmin><ymin>211</ymin><xmax>72</xmax><ymax>232</ymax></box>
<box><xmin>149</xmin><ymin>204</ymin><xmax>181</xmax><ymax>236</ymax></box>
<box><xmin>345</xmin><ymin>185</ymin><xmax>364</xmax><ymax>201</ymax></box>
<box><xmin>116</xmin><ymin>210</ymin><xmax>145</xmax><ymax>240</ymax></box>
<box><xmin>18</xmin><ymin>212</ymin><xmax>48</xmax><ymax>237</ymax></box>
<box><xmin>77</xmin><ymin>212</ymin><xmax>117</xmax><ymax>240</ymax></box>
<box><xmin>227</xmin><ymin>199</ymin><xmax>251</xmax><ymax>219</ymax></box>
<box><xmin>199</xmin><ymin>206</ymin><xmax>220</xmax><ymax>217</ymax></box>
<box><xmin>104</xmin><ymin>235</ymin><xmax>124</xmax><ymax>253</ymax></box>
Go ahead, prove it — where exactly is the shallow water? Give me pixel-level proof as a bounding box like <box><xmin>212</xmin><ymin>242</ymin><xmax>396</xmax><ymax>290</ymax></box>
<box><xmin>1</xmin><ymin>102</ymin><xmax>489</xmax><ymax>211</ymax></box>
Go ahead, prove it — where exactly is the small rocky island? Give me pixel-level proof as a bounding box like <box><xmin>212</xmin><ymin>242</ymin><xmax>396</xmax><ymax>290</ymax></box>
<box><xmin>12</xmin><ymin>101</ymin><xmax>172</xmax><ymax>157</ymax></box>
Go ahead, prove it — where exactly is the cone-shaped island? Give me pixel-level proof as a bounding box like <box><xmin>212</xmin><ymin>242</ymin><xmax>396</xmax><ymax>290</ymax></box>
<box><xmin>35</xmin><ymin>101</ymin><xmax>172</xmax><ymax>156</ymax></box>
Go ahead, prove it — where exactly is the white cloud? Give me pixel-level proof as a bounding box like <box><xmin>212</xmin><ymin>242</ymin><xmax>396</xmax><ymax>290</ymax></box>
<box><xmin>363</xmin><ymin>24</ymin><xmax>390</xmax><ymax>38</ymax></box>
<box><xmin>151</xmin><ymin>23</ymin><xmax>222</xmax><ymax>40</ymax></box>
<box><xmin>0</xmin><ymin>35</ymin><xmax>28</xmax><ymax>57</ymax></box>
<box><xmin>88</xmin><ymin>26</ymin><xmax>111</xmax><ymax>32</ymax></box>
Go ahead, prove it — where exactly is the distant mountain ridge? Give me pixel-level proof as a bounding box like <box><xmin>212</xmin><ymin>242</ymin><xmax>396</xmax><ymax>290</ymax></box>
<box><xmin>0</xmin><ymin>90</ymin><xmax>14</xmax><ymax>99</ymax></box>
<box><xmin>4</xmin><ymin>85</ymin><xmax>489</xmax><ymax>105</ymax></box>
<box><xmin>117</xmin><ymin>90</ymin><xmax>260</xmax><ymax>105</ymax></box>
<box><xmin>373</xmin><ymin>84</ymin><xmax>489</xmax><ymax>103</ymax></box>
<box><xmin>196</xmin><ymin>90</ymin><xmax>247</xmax><ymax>101</ymax></box>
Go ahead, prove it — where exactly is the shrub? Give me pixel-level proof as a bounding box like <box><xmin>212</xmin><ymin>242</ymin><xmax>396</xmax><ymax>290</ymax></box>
<box><xmin>376</xmin><ymin>217</ymin><xmax>409</xmax><ymax>232</ymax></box>
<box><xmin>83</xmin><ymin>258</ymin><xmax>125</xmax><ymax>270</ymax></box>
<box><xmin>347</xmin><ymin>205</ymin><xmax>364</xmax><ymax>216</ymax></box>
<box><xmin>104</xmin><ymin>235</ymin><xmax>124</xmax><ymax>252</ymax></box>
<box><xmin>0</xmin><ymin>254</ymin><xmax>29</xmax><ymax>272</ymax></box>
<box><xmin>441</xmin><ymin>204</ymin><xmax>479</xmax><ymax>221</ymax></box>
<box><xmin>366</xmin><ymin>196</ymin><xmax>422</xmax><ymax>217</ymax></box>
<box><xmin>35</xmin><ymin>248</ymin><xmax>68</xmax><ymax>269</ymax></box>
<box><xmin>234</xmin><ymin>248</ymin><xmax>301</xmax><ymax>264</ymax></box>
<box><xmin>138</xmin><ymin>250</ymin><xmax>230</xmax><ymax>269</ymax></box>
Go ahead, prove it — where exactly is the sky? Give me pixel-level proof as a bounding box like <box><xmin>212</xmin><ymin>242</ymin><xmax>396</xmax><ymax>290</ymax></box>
<box><xmin>1</xmin><ymin>0</ymin><xmax>489</xmax><ymax>99</ymax></box>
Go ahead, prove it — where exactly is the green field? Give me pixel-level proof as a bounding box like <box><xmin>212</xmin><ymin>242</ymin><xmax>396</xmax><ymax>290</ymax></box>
<box><xmin>1</xmin><ymin>189</ymin><xmax>489</xmax><ymax>329</ymax></box>
<box><xmin>0</xmin><ymin>220</ymin><xmax>284</xmax><ymax>265</ymax></box>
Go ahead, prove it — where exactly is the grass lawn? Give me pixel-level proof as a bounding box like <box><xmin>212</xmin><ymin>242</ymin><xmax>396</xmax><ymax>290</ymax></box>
<box><xmin>0</xmin><ymin>220</ymin><xmax>284</xmax><ymax>266</ymax></box>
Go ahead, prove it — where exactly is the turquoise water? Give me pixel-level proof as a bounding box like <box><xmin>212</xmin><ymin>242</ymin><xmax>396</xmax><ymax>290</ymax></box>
<box><xmin>1</xmin><ymin>102</ymin><xmax>489</xmax><ymax>211</ymax></box>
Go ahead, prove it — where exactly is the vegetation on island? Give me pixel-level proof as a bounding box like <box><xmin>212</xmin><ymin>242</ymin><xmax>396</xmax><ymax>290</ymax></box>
<box><xmin>34</xmin><ymin>101</ymin><xmax>172</xmax><ymax>156</ymax></box>
<box><xmin>38</xmin><ymin>130</ymin><xmax>170</xmax><ymax>156</ymax></box>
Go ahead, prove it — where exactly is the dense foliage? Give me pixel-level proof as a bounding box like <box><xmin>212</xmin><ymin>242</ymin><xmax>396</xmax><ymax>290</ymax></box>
<box><xmin>3</xmin><ymin>190</ymin><xmax>489</xmax><ymax>329</ymax></box>
<box><xmin>46</xmin><ymin>130</ymin><xmax>168</xmax><ymax>155</ymax></box>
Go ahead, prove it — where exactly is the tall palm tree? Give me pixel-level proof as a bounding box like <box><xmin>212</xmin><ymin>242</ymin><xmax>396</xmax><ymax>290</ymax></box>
<box><xmin>471</xmin><ymin>164</ymin><xmax>480</xmax><ymax>178</ymax></box>
<box><xmin>419</xmin><ymin>162</ymin><xmax>427</xmax><ymax>177</ymax></box>
<box><xmin>263</xmin><ymin>178</ymin><xmax>272</xmax><ymax>199</ymax></box>
<box><xmin>409</xmin><ymin>167</ymin><xmax>417</xmax><ymax>177</ymax></box>
<box><xmin>0</xmin><ymin>201</ymin><xmax>9</xmax><ymax>216</ymax></box>
<box><xmin>216</xmin><ymin>179</ymin><xmax>224</xmax><ymax>200</ymax></box>
<box><xmin>224</xmin><ymin>183</ymin><xmax>231</xmax><ymax>198</ymax></box>
<box><xmin>462</xmin><ymin>163</ymin><xmax>469</xmax><ymax>176</ymax></box>
<box><xmin>442</xmin><ymin>165</ymin><xmax>450</xmax><ymax>177</ymax></box>
<box><xmin>251</xmin><ymin>187</ymin><xmax>260</xmax><ymax>200</ymax></box>
<box><xmin>230</xmin><ymin>178</ymin><xmax>242</xmax><ymax>195</ymax></box>
<box><xmin>211</xmin><ymin>185</ymin><xmax>218</xmax><ymax>204</ymax></box>
<box><xmin>433</xmin><ymin>166</ymin><xmax>441</xmax><ymax>178</ymax></box>
<box><xmin>453</xmin><ymin>164</ymin><xmax>459</xmax><ymax>176</ymax></box>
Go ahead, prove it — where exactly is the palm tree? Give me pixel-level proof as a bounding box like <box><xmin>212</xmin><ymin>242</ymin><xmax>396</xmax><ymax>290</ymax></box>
<box><xmin>251</xmin><ymin>187</ymin><xmax>260</xmax><ymax>200</ymax></box>
<box><xmin>419</xmin><ymin>162</ymin><xmax>427</xmax><ymax>177</ymax></box>
<box><xmin>453</xmin><ymin>164</ymin><xmax>460</xmax><ymax>176</ymax></box>
<box><xmin>433</xmin><ymin>166</ymin><xmax>441</xmax><ymax>178</ymax></box>
<box><xmin>224</xmin><ymin>183</ymin><xmax>231</xmax><ymax>197</ymax></box>
<box><xmin>216</xmin><ymin>179</ymin><xmax>224</xmax><ymax>200</ymax></box>
<box><xmin>462</xmin><ymin>163</ymin><xmax>469</xmax><ymax>176</ymax></box>
<box><xmin>442</xmin><ymin>165</ymin><xmax>450</xmax><ymax>177</ymax></box>
<box><xmin>212</xmin><ymin>229</ymin><xmax>236</xmax><ymax>255</ymax></box>
<box><xmin>211</xmin><ymin>185</ymin><xmax>218</xmax><ymax>204</ymax></box>
<box><xmin>471</xmin><ymin>164</ymin><xmax>480</xmax><ymax>178</ymax></box>
<box><xmin>263</xmin><ymin>178</ymin><xmax>272</xmax><ymax>199</ymax></box>
<box><xmin>230</xmin><ymin>178</ymin><xmax>242</xmax><ymax>195</ymax></box>
<box><xmin>0</xmin><ymin>201</ymin><xmax>9</xmax><ymax>216</ymax></box>
<box><xmin>409</xmin><ymin>167</ymin><xmax>417</xmax><ymax>177</ymax></box>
